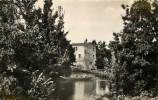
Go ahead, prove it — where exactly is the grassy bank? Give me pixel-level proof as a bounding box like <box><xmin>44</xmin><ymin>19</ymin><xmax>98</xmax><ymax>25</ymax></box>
<box><xmin>0</xmin><ymin>96</ymin><xmax>30</xmax><ymax>100</ymax></box>
<box><xmin>115</xmin><ymin>96</ymin><xmax>158</xmax><ymax>100</ymax></box>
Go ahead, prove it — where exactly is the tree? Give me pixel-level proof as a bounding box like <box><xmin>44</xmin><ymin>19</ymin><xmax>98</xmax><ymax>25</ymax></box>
<box><xmin>95</xmin><ymin>41</ymin><xmax>111</xmax><ymax>69</ymax></box>
<box><xmin>0</xmin><ymin>0</ymin><xmax>75</xmax><ymax>99</ymax></box>
<box><xmin>109</xmin><ymin>0</ymin><xmax>158</xmax><ymax>96</ymax></box>
<box><xmin>0</xmin><ymin>0</ymin><xmax>20</xmax><ymax>95</ymax></box>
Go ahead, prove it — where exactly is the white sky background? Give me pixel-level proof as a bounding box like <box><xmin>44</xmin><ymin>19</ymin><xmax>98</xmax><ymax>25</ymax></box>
<box><xmin>37</xmin><ymin>0</ymin><xmax>134</xmax><ymax>43</ymax></box>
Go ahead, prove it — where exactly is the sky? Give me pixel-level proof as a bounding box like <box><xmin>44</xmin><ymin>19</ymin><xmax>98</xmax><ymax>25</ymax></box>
<box><xmin>37</xmin><ymin>0</ymin><xmax>133</xmax><ymax>43</ymax></box>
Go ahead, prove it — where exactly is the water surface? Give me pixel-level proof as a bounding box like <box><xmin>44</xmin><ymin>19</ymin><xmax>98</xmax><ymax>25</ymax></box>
<box><xmin>53</xmin><ymin>73</ymin><xmax>110</xmax><ymax>100</ymax></box>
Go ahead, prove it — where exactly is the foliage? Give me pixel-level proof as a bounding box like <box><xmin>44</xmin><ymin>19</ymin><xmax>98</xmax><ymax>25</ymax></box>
<box><xmin>28</xmin><ymin>71</ymin><xmax>55</xmax><ymax>100</ymax></box>
<box><xmin>109</xmin><ymin>0</ymin><xmax>158</xmax><ymax>96</ymax></box>
<box><xmin>0</xmin><ymin>0</ymin><xmax>75</xmax><ymax>99</ymax></box>
<box><xmin>0</xmin><ymin>73</ymin><xmax>19</xmax><ymax>96</ymax></box>
<box><xmin>95</xmin><ymin>41</ymin><xmax>111</xmax><ymax>69</ymax></box>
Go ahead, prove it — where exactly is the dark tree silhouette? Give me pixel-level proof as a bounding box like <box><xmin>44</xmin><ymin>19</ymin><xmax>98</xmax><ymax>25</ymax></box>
<box><xmin>0</xmin><ymin>0</ymin><xmax>75</xmax><ymax>99</ymax></box>
<box><xmin>109</xmin><ymin>0</ymin><xmax>158</xmax><ymax>96</ymax></box>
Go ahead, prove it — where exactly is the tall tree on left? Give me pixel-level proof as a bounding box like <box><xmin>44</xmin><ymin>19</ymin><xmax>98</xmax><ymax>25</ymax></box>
<box><xmin>0</xmin><ymin>0</ymin><xmax>21</xmax><ymax>95</ymax></box>
<box><xmin>0</xmin><ymin>0</ymin><xmax>75</xmax><ymax>99</ymax></box>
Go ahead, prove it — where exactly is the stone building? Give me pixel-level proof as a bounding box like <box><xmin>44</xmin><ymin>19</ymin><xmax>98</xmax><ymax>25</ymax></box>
<box><xmin>72</xmin><ymin>40</ymin><xmax>96</xmax><ymax>70</ymax></box>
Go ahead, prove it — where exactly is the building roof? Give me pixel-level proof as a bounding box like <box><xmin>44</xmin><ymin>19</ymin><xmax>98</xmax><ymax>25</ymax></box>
<box><xmin>72</xmin><ymin>43</ymin><xmax>85</xmax><ymax>46</ymax></box>
<box><xmin>72</xmin><ymin>42</ymin><xmax>94</xmax><ymax>46</ymax></box>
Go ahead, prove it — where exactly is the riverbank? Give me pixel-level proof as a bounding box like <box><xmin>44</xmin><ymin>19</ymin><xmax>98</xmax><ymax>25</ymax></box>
<box><xmin>92</xmin><ymin>96</ymin><xmax>158</xmax><ymax>100</ymax></box>
<box><xmin>115</xmin><ymin>96</ymin><xmax>158</xmax><ymax>100</ymax></box>
<box><xmin>0</xmin><ymin>95</ymin><xmax>29</xmax><ymax>100</ymax></box>
<box><xmin>72</xmin><ymin>69</ymin><xmax>108</xmax><ymax>78</ymax></box>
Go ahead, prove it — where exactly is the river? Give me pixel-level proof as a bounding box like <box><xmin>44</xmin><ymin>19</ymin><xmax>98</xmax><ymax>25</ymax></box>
<box><xmin>52</xmin><ymin>72</ymin><xmax>110</xmax><ymax>100</ymax></box>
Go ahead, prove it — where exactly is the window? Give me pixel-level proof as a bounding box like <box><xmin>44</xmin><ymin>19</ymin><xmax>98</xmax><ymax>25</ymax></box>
<box><xmin>75</xmin><ymin>47</ymin><xmax>78</xmax><ymax>51</ymax></box>
<box><xmin>93</xmin><ymin>47</ymin><xmax>95</xmax><ymax>51</ymax></box>
<box><xmin>90</xmin><ymin>62</ymin><xmax>92</xmax><ymax>65</ymax></box>
<box><xmin>74</xmin><ymin>47</ymin><xmax>78</xmax><ymax>51</ymax></box>
<box><xmin>78</xmin><ymin>54</ymin><xmax>81</xmax><ymax>58</ymax></box>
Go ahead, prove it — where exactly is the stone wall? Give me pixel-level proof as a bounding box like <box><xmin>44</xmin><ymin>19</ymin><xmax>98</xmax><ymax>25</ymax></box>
<box><xmin>84</xmin><ymin>43</ymin><xmax>96</xmax><ymax>70</ymax></box>
<box><xmin>73</xmin><ymin>45</ymin><xmax>86</xmax><ymax>70</ymax></box>
<box><xmin>72</xmin><ymin>42</ymin><xmax>96</xmax><ymax>70</ymax></box>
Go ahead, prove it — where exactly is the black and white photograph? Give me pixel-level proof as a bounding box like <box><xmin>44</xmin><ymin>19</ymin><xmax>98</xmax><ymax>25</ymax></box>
<box><xmin>0</xmin><ymin>0</ymin><xmax>158</xmax><ymax>100</ymax></box>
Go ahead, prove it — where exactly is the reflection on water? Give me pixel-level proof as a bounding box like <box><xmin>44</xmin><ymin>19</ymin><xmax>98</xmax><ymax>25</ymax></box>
<box><xmin>52</xmin><ymin>73</ymin><xmax>110</xmax><ymax>100</ymax></box>
<box><xmin>73</xmin><ymin>81</ymin><xmax>95</xmax><ymax>100</ymax></box>
<box><xmin>53</xmin><ymin>78</ymin><xmax>75</xmax><ymax>100</ymax></box>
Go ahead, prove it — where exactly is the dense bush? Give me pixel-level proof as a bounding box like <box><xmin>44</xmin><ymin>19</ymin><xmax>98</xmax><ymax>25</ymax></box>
<box><xmin>28</xmin><ymin>71</ymin><xmax>55</xmax><ymax>99</ymax></box>
<box><xmin>95</xmin><ymin>41</ymin><xmax>111</xmax><ymax>69</ymax></box>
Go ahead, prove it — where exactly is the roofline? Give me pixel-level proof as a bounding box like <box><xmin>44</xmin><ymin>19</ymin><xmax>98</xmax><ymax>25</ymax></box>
<box><xmin>72</xmin><ymin>43</ymin><xmax>85</xmax><ymax>46</ymax></box>
<box><xmin>72</xmin><ymin>42</ymin><xmax>95</xmax><ymax>46</ymax></box>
